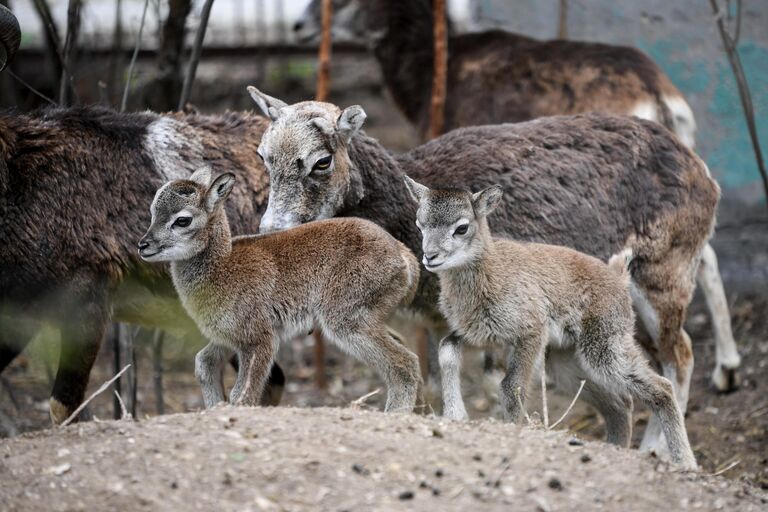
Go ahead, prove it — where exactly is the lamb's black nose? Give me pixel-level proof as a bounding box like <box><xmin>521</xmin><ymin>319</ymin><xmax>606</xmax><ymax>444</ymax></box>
<box><xmin>138</xmin><ymin>240</ymin><xmax>150</xmax><ymax>252</ymax></box>
<box><xmin>425</xmin><ymin>252</ymin><xmax>439</xmax><ymax>262</ymax></box>
<box><xmin>293</xmin><ymin>21</ymin><xmax>304</xmax><ymax>32</ymax></box>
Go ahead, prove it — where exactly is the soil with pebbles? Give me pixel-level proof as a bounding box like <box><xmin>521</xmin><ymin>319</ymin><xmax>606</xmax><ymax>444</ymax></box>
<box><xmin>0</xmin><ymin>406</ymin><xmax>766</xmax><ymax>511</ymax></box>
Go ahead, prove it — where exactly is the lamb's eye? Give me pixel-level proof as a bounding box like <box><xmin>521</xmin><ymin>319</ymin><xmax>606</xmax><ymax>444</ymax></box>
<box><xmin>454</xmin><ymin>224</ymin><xmax>469</xmax><ymax>236</ymax></box>
<box><xmin>312</xmin><ymin>155</ymin><xmax>332</xmax><ymax>171</ymax></box>
<box><xmin>173</xmin><ymin>216</ymin><xmax>192</xmax><ymax>228</ymax></box>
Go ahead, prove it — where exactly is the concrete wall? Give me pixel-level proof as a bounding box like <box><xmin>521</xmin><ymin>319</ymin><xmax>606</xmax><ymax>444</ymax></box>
<box><xmin>470</xmin><ymin>0</ymin><xmax>768</xmax><ymax>205</ymax></box>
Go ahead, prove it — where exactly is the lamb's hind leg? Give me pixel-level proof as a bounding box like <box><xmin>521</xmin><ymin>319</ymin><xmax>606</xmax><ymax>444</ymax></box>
<box><xmin>697</xmin><ymin>243</ymin><xmax>741</xmax><ymax>391</ymax></box>
<box><xmin>548</xmin><ymin>349</ymin><xmax>633</xmax><ymax>447</ymax></box>
<box><xmin>232</xmin><ymin>340</ymin><xmax>275</xmax><ymax>407</ymax></box>
<box><xmin>626</xmin><ymin>360</ymin><xmax>697</xmax><ymax>469</ymax></box>
<box><xmin>500</xmin><ymin>332</ymin><xmax>544</xmax><ymax>424</ymax></box>
<box><xmin>324</xmin><ymin>320</ymin><xmax>421</xmax><ymax>413</ymax></box>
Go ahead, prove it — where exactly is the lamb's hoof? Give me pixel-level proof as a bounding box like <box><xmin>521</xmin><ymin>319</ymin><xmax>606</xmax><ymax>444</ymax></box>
<box><xmin>711</xmin><ymin>364</ymin><xmax>740</xmax><ymax>393</ymax></box>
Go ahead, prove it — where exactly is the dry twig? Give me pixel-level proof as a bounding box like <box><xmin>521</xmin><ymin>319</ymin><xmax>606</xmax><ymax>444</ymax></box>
<box><xmin>351</xmin><ymin>388</ymin><xmax>381</xmax><ymax>408</ymax></box>
<box><xmin>60</xmin><ymin>364</ymin><xmax>131</xmax><ymax>427</ymax></box>
<box><xmin>550</xmin><ymin>379</ymin><xmax>586</xmax><ymax>430</ymax></box>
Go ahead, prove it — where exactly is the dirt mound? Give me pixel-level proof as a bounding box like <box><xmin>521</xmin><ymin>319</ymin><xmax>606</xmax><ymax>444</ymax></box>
<box><xmin>0</xmin><ymin>407</ymin><xmax>765</xmax><ymax>511</ymax></box>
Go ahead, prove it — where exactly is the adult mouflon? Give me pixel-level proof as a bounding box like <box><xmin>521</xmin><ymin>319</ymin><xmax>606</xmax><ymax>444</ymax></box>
<box><xmin>404</xmin><ymin>177</ymin><xmax>697</xmax><ymax>469</ymax></box>
<box><xmin>139</xmin><ymin>169</ymin><xmax>422</xmax><ymax>411</ymax></box>
<box><xmin>247</xmin><ymin>89</ymin><xmax>719</xmax><ymax>456</ymax></box>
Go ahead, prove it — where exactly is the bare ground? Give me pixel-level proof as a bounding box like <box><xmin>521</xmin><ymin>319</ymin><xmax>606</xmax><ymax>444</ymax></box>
<box><xmin>1</xmin><ymin>406</ymin><xmax>767</xmax><ymax>512</ymax></box>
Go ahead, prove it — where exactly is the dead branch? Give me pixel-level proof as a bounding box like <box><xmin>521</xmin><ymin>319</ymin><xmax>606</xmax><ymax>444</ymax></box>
<box><xmin>113</xmin><ymin>390</ymin><xmax>131</xmax><ymax>420</ymax></box>
<box><xmin>428</xmin><ymin>0</ymin><xmax>448</xmax><ymax>139</ymax></box>
<box><xmin>145</xmin><ymin>0</ymin><xmax>191</xmax><ymax>111</ymax></box>
<box><xmin>31</xmin><ymin>0</ymin><xmax>63</xmax><ymax>80</ymax></box>
<box><xmin>178</xmin><ymin>0</ymin><xmax>216</xmax><ymax>111</ymax></box>
<box><xmin>60</xmin><ymin>364</ymin><xmax>131</xmax><ymax>427</ymax></box>
<box><xmin>351</xmin><ymin>388</ymin><xmax>381</xmax><ymax>408</ymax></box>
<box><xmin>315</xmin><ymin>0</ymin><xmax>332</xmax><ymax>101</ymax></box>
<box><xmin>58</xmin><ymin>0</ymin><xmax>81</xmax><ymax>106</ymax></box>
<box><xmin>121</xmin><ymin>0</ymin><xmax>150</xmax><ymax>112</ymax></box>
<box><xmin>709</xmin><ymin>0</ymin><xmax>767</xmax><ymax>207</ymax></box>
<box><xmin>550</xmin><ymin>379</ymin><xmax>586</xmax><ymax>430</ymax></box>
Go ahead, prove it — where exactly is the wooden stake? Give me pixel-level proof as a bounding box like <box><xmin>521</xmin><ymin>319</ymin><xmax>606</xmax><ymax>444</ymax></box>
<box><xmin>315</xmin><ymin>0</ymin><xmax>332</xmax><ymax>101</ymax></box>
<box><xmin>428</xmin><ymin>0</ymin><xmax>448</xmax><ymax>139</ymax></box>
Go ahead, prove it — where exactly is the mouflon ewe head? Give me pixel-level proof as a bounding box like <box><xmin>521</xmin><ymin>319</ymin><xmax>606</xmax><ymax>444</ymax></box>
<box><xmin>404</xmin><ymin>176</ymin><xmax>502</xmax><ymax>272</ymax></box>
<box><xmin>138</xmin><ymin>168</ymin><xmax>234</xmax><ymax>262</ymax></box>
<box><xmin>247</xmin><ymin>86</ymin><xmax>366</xmax><ymax>233</ymax></box>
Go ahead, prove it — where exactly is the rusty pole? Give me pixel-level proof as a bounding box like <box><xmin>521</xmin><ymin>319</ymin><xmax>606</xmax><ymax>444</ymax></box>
<box><xmin>315</xmin><ymin>0</ymin><xmax>332</xmax><ymax>101</ymax></box>
<box><xmin>428</xmin><ymin>0</ymin><xmax>447</xmax><ymax>139</ymax></box>
<box><xmin>312</xmin><ymin>0</ymin><xmax>333</xmax><ymax>389</ymax></box>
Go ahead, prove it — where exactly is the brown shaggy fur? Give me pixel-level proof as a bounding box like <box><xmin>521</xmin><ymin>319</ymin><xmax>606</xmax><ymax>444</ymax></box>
<box><xmin>0</xmin><ymin>107</ymin><xmax>277</xmax><ymax>423</ymax></box>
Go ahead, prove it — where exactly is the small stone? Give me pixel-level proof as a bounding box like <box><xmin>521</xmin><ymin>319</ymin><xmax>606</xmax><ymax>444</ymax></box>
<box><xmin>432</xmin><ymin>487</ymin><xmax>441</xmax><ymax>496</ymax></box>
<box><xmin>581</xmin><ymin>454</ymin><xmax>592</xmax><ymax>463</ymax></box>
<box><xmin>170</xmin><ymin>481</ymin><xmax>178</xmax><ymax>489</ymax></box>
<box><xmin>568</xmin><ymin>437</ymin><xmax>584</xmax><ymax>446</ymax></box>
<box><xmin>432</xmin><ymin>428</ymin><xmax>444</xmax><ymax>438</ymax></box>
<box><xmin>352</xmin><ymin>463</ymin><xmax>369</xmax><ymax>476</ymax></box>
<box><xmin>472</xmin><ymin>454</ymin><xmax>483</xmax><ymax>461</ymax></box>
<box><xmin>419</xmin><ymin>481</ymin><xmax>429</xmax><ymax>489</ymax></box>
<box><xmin>548</xmin><ymin>478</ymin><xmax>563</xmax><ymax>491</ymax></box>
<box><xmin>434</xmin><ymin>469</ymin><xmax>444</xmax><ymax>478</ymax></box>
<box><xmin>47</xmin><ymin>463</ymin><xmax>71</xmax><ymax>476</ymax></box>
<box><xmin>398</xmin><ymin>491</ymin><xmax>415</xmax><ymax>500</ymax></box>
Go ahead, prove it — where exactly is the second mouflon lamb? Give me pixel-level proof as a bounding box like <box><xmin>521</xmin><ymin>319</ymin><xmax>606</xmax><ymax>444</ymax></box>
<box><xmin>139</xmin><ymin>169</ymin><xmax>422</xmax><ymax>412</ymax></box>
<box><xmin>404</xmin><ymin>176</ymin><xmax>696</xmax><ymax>469</ymax></box>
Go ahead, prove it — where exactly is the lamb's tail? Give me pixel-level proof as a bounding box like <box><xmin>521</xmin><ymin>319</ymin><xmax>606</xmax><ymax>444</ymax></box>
<box><xmin>607</xmin><ymin>248</ymin><xmax>633</xmax><ymax>279</ymax></box>
<box><xmin>398</xmin><ymin>242</ymin><xmax>421</xmax><ymax>306</ymax></box>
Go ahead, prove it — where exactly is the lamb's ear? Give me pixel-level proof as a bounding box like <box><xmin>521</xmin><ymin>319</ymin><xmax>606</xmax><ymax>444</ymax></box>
<box><xmin>189</xmin><ymin>167</ymin><xmax>213</xmax><ymax>187</ymax></box>
<box><xmin>403</xmin><ymin>175</ymin><xmax>429</xmax><ymax>203</ymax></box>
<box><xmin>337</xmin><ymin>105</ymin><xmax>366</xmax><ymax>143</ymax></box>
<box><xmin>247</xmin><ymin>86</ymin><xmax>288</xmax><ymax>121</ymax></box>
<box><xmin>472</xmin><ymin>185</ymin><xmax>503</xmax><ymax>217</ymax></box>
<box><xmin>205</xmin><ymin>173</ymin><xmax>236</xmax><ymax>212</ymax></box>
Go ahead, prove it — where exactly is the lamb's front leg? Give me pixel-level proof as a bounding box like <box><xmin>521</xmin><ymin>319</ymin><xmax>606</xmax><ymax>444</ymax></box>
<box><xmin>438</xmin><ymin>332</ymin><xmax>468</xmax><ymax>421</ymax></box>
<box><xmin>500</xmin><ymin>333</ymin><xmax>544</xmax><ymax>424</ymax></box>
<box><xmin>195</xmin><ymin>342</ymin><xmax>230</xmax><ymax>408</ymax></box>
<box><xmin>231</xmin><ymin>336</ymin><xmax>275</xmax><ymax>407</ymax></box>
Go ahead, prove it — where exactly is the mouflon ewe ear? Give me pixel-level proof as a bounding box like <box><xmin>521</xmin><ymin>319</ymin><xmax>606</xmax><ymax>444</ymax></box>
<box><xmin>337</xmin><ymin>105</ymin><xmax>366</xmax><ymax>143</ymax></box>
<box><xmin>403</xmin><ymin>175</ymin><xmax>429</xmax><ymax>203</ymax></box>
<box><xmin>205</xmin><ymin>173</ymin><xmax>236</xmax><ymax>212</ymax></box>
<box><xmin>189</xmin><ymin>167</ymin><xmax>213</xmax><ymax>187</ymax></box>
<box><xmin>247</xmin><ymin>86</ymin><xmax>288</xmax><ymax>121</ymax></box>
<box><xmin>472</xmin><ymin>185</ymin><xmax>503</xmax><ymax>217</ymax></box>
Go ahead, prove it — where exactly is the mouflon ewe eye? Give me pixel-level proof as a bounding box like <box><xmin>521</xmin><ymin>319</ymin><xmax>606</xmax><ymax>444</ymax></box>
<box><xmin>173</xmin><ymin>217</ymin><xmax>192</xmax><ymax>228</ymax></box>
<box><xmin>313</xmin><ymin>155</ymin><xmax>332</xmax><ymax>171</ymax></box>
<box><xmin>454</xmin><ymin>224</ymin><xmax>469</xmax><ymax>236</ymax></box>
